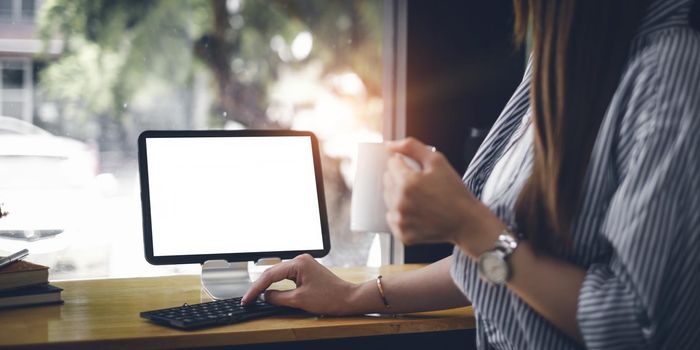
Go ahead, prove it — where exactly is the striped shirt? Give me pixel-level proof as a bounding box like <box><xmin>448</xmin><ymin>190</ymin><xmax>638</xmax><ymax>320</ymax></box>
<box><xmin>449</xmin><ymin>0</ymin><xmax>700</xmax><ymax>349</ymax></box>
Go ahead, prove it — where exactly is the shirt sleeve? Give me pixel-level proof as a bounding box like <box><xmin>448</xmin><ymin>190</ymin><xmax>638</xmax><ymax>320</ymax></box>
<box><xmin>577</xmin><ymin>43</ymin><xmax>700</xmax><ymax>349</ymax></box>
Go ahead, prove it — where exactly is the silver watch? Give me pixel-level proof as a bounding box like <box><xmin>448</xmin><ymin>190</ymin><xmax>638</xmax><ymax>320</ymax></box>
<box><xmin>477</xmin><ymin>231</ymin><xmax>518</xmax><ymax>285</ymax></box>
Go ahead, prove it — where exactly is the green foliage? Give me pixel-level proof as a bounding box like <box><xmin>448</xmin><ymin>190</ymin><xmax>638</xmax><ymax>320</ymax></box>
<box><xmin>37</xmin><ymin>0</ymin><xmax>382</xmax><ymax>148</ymax></box>
<box><xmin>39</xmin><ymin>0</ymin><xmax>200</xmax><ymax>126</ymax></box>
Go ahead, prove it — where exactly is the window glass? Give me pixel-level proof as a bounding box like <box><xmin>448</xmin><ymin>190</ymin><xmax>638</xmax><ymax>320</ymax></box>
<box><xmin>2</xmin><ymin>68</ymin><xmax>24</xmax><ymax>88</ymax></box>
<box><xmin>21</xmin><ymin>0</ymin><xmax>34</xmax><ymax>19</ymax></box>
<box><xmin>0</xmin><ymin>0</ymin><xmax>384</xmax><ymax>279</ymax></box>
<box><xmin>0</xmin><ymin>0</ymin><xmax>11</xmax><ymax>20</ymax></box>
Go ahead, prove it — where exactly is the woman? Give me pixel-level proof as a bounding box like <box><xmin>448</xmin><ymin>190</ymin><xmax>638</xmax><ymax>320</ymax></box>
<box><xmin>242</xmin><ymin>0</ymin><xmax>700</xmax><ymax>348</ymax></box>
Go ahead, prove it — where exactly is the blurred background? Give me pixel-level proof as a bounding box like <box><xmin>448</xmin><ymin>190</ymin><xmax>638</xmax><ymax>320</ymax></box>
<box><xmin>0</xmin><ymin>0</ymin><xmax>384</xmax><ymax>279</ymax></box>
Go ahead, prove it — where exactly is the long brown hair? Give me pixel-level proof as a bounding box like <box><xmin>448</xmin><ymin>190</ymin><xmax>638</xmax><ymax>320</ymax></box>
<box><xmin>512</xmin><ymin>0</ymin><xmax>648</xmax><ymax>254</ymax></box>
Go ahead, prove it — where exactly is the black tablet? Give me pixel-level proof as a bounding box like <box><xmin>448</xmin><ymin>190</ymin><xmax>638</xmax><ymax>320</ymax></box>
<box><xmin>138</xmin><ymin>130</ymin><xmax>330</xmax><ymax>265</ymax></box>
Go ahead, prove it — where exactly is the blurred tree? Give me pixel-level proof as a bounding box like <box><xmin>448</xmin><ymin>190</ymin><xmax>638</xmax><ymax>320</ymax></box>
<box><xmin>38</xmin><ymin>0</ymin><xmax>203</xmax><ymax>148</ymax></box>
<box><xmin>38</xmin><ymin>0</ymin><xmax>382</xmax><ymax>147</ymax></box>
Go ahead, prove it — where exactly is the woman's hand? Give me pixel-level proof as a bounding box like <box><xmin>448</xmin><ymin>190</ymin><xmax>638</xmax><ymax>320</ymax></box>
<box><xmin>241</xmin><ymin>254</ymin><xmax>358</xmax><ymax>315</ymax></box>
<box><xmin>383</xmin><ymin>138</ymin><xmax>505</xmax><ymax>257</ymax></box>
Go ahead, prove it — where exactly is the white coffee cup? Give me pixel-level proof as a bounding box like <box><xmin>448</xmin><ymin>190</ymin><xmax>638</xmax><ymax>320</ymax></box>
<box><xmin>351</xmin><ymin>142</ymin><xmax>421</xmax><ymax>233</ymax></box>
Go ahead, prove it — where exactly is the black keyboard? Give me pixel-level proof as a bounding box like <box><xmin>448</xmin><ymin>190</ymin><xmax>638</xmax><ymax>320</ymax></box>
<box><xmin>140</xmin><ymin>297</ymin><xmax>304</xmax><ymax>330</ymax></box>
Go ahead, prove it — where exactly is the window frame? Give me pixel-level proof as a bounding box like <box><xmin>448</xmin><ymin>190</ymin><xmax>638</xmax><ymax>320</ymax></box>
<box><xmin>382</xmin><ymin>0</ymin><xmax>408</xmax><ymax>264</ymax></box>
<box><xmin>0</xmin><ymin>58</ymin><xmax>33</xmax><ymax>121</ymax></box>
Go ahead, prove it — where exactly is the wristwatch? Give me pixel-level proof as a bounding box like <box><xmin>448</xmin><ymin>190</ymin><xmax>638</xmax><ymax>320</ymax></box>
<box><xmin>478</xmin><ymin>230</ymin><xmax>518</xmax><ymax>285</ymax></box>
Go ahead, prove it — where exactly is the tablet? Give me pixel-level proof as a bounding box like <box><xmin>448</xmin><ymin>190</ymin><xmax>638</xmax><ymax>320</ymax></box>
<box><xmin>138</xmin><ymin>130</ymin><xmax>330</xmax><ymax>265</ymax></box>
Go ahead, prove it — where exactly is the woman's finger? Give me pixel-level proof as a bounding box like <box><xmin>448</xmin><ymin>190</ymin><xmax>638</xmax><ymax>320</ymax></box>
<box><xmin>383</xmin><ymin>171</ymin><xmax>396</xmax><ymax>208</ymax></box>
<box><xmin>386</xmin><ymin>210</ymin><xmax>401</xmax><ymax>236</ymax></box>
<box><xmin>241</xmin><ymin>261</ymin><xmax>297</xmax><ymax>304</ymax></box>
<box><xmin>387</xmin><ymin>154</ymin><xmax>414</xmax><ymax>177</ymax></box>
<box><xmin>386</xmin><ymin>138</ymin><xmax>434</xmax><ymax>167</ymax></box>
<box><xmin>386</xmin><ymin>210</ymin><xmax>420</xmax><ymax>245</ymax></box>
<box><xmin>264</xmin><ymin>289</ymin><xmax>300</xmax><ymax>308</ymax></box>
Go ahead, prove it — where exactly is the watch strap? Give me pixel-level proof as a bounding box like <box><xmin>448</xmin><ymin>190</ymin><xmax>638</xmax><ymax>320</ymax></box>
<box><xmin>494</xmin><ymin>232</ymin><xmax>518</xmax><ymax>257</ymax></box>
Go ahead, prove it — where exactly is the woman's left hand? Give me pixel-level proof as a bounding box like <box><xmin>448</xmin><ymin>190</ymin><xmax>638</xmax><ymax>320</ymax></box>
<box><xmin>383</xmin><ymin>138</ymin><xmax>505</xmax><ymax>257</ymax></box>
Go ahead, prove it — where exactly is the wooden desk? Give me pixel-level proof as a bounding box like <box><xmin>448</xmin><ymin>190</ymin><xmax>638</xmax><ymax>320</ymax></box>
<box><xmin>0</xmin><ymin>265</ymin><xmax>474</xmax><ymax>349</ymax></box>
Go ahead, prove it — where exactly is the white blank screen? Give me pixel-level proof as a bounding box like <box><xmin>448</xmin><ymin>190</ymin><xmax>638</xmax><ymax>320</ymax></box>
<box><xmin>145</xmin><ymin>136</ymin><xmax>324</xmax><ymax>256</ymax></box>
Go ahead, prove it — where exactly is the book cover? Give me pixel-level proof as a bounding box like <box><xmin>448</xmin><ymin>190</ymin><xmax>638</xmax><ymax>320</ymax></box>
<box><xmin>0</xmin><ymin>284</ymin><xmax>63</xmax><ymax>309</ymax></box>
<box><xmin>0</xmin><ymin>260</ymin><xmax>49</xmax><ymax>291</ymax></box>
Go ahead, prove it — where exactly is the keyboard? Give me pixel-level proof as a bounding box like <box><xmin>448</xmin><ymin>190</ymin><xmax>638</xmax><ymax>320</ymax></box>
<box><xmin>140</xmin><ymin>296</ymin><xmax>304</xmax><ymax>330</ymax></box>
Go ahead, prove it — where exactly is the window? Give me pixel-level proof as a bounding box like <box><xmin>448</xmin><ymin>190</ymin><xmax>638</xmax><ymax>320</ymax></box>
<box><xmin>20</xmin><ymin>0</ymin><xmax>33</xmax><ymax>19</ymax></box>
<box><xmin>0</xmin><ymin>0</ymin><xmax>11</xmax><ymax>20</ymax></box>
<box><xmin>2</xmin><ymin>66</ymin><xmax>24</xmax><ymax>89</ymax></box>
<box><xmin>0</xmin><ymin>0</ymin><xmax>35</xmax><ymax>22</ymax></box>
<box><xmin>0</xmin><ymin>0</ymin><xmax>384</xmax><ymax>280</ymax></box>
<box><xmin>0</xmin><ymin>59</ymin><xmax>32</xmax><ymax>120</ymax></box>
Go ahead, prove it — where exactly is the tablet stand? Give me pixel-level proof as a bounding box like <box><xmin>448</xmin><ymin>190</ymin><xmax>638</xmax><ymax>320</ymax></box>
<box><xmin>201</xmin><ymin>258</ymin><xmax>281</xmax><ymax>300</ymax></box>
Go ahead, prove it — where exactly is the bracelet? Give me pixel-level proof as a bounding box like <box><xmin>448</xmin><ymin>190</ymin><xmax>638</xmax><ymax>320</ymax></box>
<box><xmin>376</xmin><ymin>275</ymin><xmax>390</xmax><ymax>309</ymax></box>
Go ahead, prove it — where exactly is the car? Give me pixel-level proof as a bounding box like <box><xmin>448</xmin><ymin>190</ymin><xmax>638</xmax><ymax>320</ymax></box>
<box><xmin>0</xmin><ymin>116</ymin><xmax>99</xmax><ymax>255</ymax></box>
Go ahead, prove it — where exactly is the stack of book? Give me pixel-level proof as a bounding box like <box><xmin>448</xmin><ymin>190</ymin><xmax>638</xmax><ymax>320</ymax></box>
<box><xmin>0</xmin><ymin>260</ymin><xmax>63</xmax><ymax>309</ymax></box>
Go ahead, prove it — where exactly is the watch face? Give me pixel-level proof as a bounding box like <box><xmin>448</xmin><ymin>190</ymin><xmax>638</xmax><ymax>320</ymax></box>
<box><xmin>479</xmin><ymin>252</ymin><xmax>509</xmax><ymax>284</ymax></box>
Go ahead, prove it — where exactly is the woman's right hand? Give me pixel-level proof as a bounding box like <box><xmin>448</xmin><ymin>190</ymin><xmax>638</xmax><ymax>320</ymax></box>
<box><xmin>241</xmin><ymin>254</ymin><xmax>358</xmax><ymax>316</ymax></box>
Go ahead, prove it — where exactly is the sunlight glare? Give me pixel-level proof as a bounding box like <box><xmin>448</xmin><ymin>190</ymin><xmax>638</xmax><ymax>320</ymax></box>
<box><xmin>333</xmin><ymin>72</ymin><xmax>365</xmax><ymax>96</ymax></box>
<box><xmin>291</xmin><ymin>31</ymin><xmax>313</xmax><ymax>61</ymax></box>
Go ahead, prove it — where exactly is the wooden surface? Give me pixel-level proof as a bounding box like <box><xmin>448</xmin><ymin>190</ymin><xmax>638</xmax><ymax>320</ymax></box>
<box><xmin>0</xmin><ymin>264</ymin><xmax>474</xmax><ymax>350</ymax></box>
